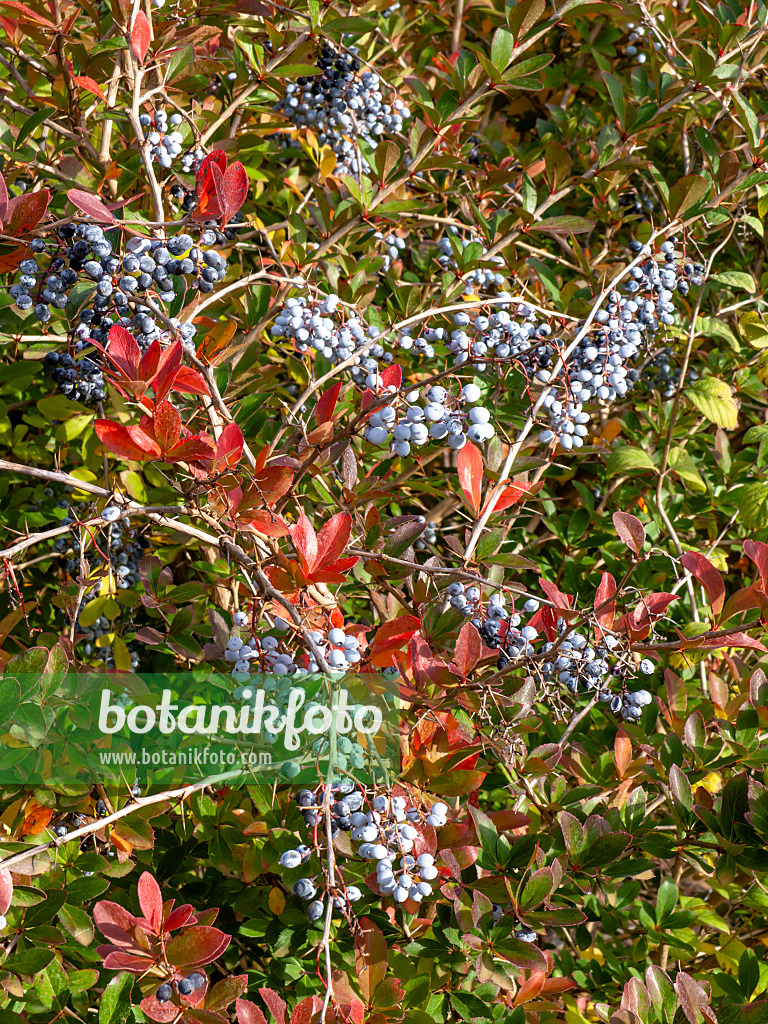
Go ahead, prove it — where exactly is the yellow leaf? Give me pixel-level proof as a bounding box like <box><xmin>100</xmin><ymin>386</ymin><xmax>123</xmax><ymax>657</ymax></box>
<box><xmin>268</xmin><ymin>886</ymin><xmax>286</xmax><ymax>916</ymax></box>
<box><xmin>319</xmin><ymin>148</ymin><xmax>337</xmax><ymax>177</ymax></box>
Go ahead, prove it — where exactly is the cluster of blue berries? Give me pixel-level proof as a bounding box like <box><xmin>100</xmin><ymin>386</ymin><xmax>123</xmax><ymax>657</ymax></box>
<box><xmin>529</xmin><ymin>240</ymin><xmax>705</xmax><ymax>448</ymax></box>
<box><xmin>43</xmin><ymin>350</ymin><xmax>105</xmax><ymax>405</ymax></box>
<box><xmin>270</xmin><ymin>293</ymin><xmax>391</xmax><ymax>382</ymax></box>
<box><xmin>10</xmin><ymin>223</ymin><xmax>113</xmax><ymax>322</ymax></box>
<box><xmin>437</xmin><ymin>229</ymin><xmax>510</xmax><ymax>297</ymax></box>
<box><xmin>280</xmin><ymin>786</ymin><xmax>447</xmax><ymax>918</ymax></box>
<box><xmin>373</xmin><ymin>230</ymin><xmax>407</xmax><ymax>272</ymax></box>
<box><xmin>364</xmin><ymin>379</ymin><xmax>495</xmax><ymax>456</ymax></box>
<box><xmin>156</xmin><ymin>974</ymin><xmax>206</xmax><ymax>1003</ymax></box>
<box><xmin>624</xmin><ymin>20</ymin><xmax>664</xmax><ymax>63</ymax></box>
<box><xmin>138</xmin><ymin>109</ymin><xmax>186</xmax><ymax>170</ymax></box>
<box><xmin>227</xmin><ymin>612</ymin><xmax>364</xmax><ymax>684</ymax></box>
<box><xmin>449</xmin><ymin>587</ymin><xmax>657</xmax><ymax>719</ymax></box>
<box><xmin>274</xmin><ymin>43</ymin><xmax>410</xmax><ymax>176</ymax></box>
<box><xmin>643</xmin><ymin>347</ymin><xmax>700</xmax><ymax>398</ymax></box>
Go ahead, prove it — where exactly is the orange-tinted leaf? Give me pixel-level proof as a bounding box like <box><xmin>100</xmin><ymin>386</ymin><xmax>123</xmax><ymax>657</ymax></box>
<box><xmin>172</xmin><ymin>366</ymin><xmax>210</xmax><ymax>396</ymax></box>
<box><xmin>458</xmin><ymin>441</ymin><xmax>483</xmax><ymax>516</ymax></box>
<box><xmin>19</xmin><ymin>801</ymin><xmax>53</xmax><ymax>836</ymax></box>
<box><xmin>243</xmin><ymin>511</ymin><xmax>290</xmax><ymax>537</ymax></box>
<box><xmin>166</xmin><ymin>437</ymin><xmax>216</xmax><ymax>463</ymax></box>
<box><xmin>154</xmin><ymin>401</ymin><xmax>182</xmax><ymax>453</ymax></box>
<box><xmin>316</xmin><ymin>512</ymin><xmax>351</xmax><ymax>569</ymax></box>
<box><xmin>0</xmin><ymin>0</ymin><xmax>54</xmax><ymax>26</ymax></box>
<box><xmin>4</xmin><ymin>189</ymin><xmax>51</xmax><ymax>236</ymax></box>
<box><xmin>485</xmin><ymin>480</ymin><xmax>530</xmax><ymax>515</ymax></box>
<box><xmin>354</xmin><ymin>917</ymin><xmax>387</xmax><ymax>1005</ymax></box>
<box><xmin>289</xmin><ymin>513</ymin><xmax>318</xmax><ymax>575</ymax></box>
<box><xmin>73</xmin><ymin>76</ymin><xmax>106</xmax><ymax>101</ymax></box>
<box><xmin>132</xmin><ymin>10</ymin><xmax>151</xmax><ymax>62</ymax></box>
<box><xmin>165</xmin><ymin>925</ymin><xmax>231</xmax><ymax>968</ymax></box>
<box><xmin>216</xmin><ymin>423</ymin><xmax>244</xmax><ymax>470</ymax></box>
<box><xmin>199</xmin><ymin>320</ymin><xmax>236</xmax><ymax>362</ymax></box>
<box><xmin>452</xmin><ymin>621</ymin><xmax>482</xmax><ymax>678</ymax></box>
<box><xmin>95</xmin><ymin>420</ymin><xmax>161</xmax><ymax>460</ymax></box>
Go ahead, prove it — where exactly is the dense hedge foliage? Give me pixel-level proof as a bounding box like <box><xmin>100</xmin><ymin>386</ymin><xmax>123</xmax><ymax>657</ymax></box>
<box><xmin>1</xmin><ymin>0</ymin><xmax>768</xmax><ymax>1022</ymax></box>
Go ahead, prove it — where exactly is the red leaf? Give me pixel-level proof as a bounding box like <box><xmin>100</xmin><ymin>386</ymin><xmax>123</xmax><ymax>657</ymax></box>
<box><xmin>140</xmin><ymin>995</ymin><xmax>180</xmax><ymax>1023</ymax></box>
<box><xmin>73</xmin><ymin>75</ymin><xmax>106</xmax><ymax>101</ymax></box>
<box><xmin>680</xmin><ymin>551</ymin><xmax>725</xmax><ymax>619</ymax></box>
<box><xmin>688</xmin><ymin>630</ymin><xmax>767</xmax><ymax>652</ymax></box>
<box><xmin>743</xmin><ymin>540</ymin><xmax>768</xmax><ymax>594</ymax></box>
<box><xmin>166</xmin><ymin>437</ymin><xmax>216</xmax><ymax>463</ymax></box>
<box><xmin>131</xmin><ymin>10</ymin><xmax>151</xmax><ymax>62</ymax></box>
<box><xmin>0</xmin><ymin>868</ymin><xmax>13</xmax><ymax>916</ymax></box>
<box><xmin>106</xmin><ymin>324</ymin><xmax>141</xmax><ymax>379</ymax></box>
<box><xmin>165</xmin><ymin>925</ymin><xmax>230</xmax><ymax>968</ymax></box>
<box><xmin>95</xmin><ymin>420</ymin><xmax>161</xmax><ymax>460</ymax></box>
<box><xmin>216</xmin><ymin>423</ymin><xmax>244</xmax><ymax>470</ymax></box>
<box><xmin>221</xmin><ymin>161</ymin><xmax>249</xmax><ymax>226</ymax></box>
<box><xmin>458</xmin><ymin>442</ymin><xmax>483</xmax><ymax>516</ymax></box>
<box><xmin>539</xmin><ymin>579</ymin><xmax>573</xmax><ymax>611</ymax></box>
<box><xmin>196</xmin><ymin>150</ymin><xmax>228</xmax><ymax>199</ymax></box>
<box><xmin>452</xmin><ymin>621</ymin><xmax>482</xmax><ymax>678</ymax></box>
<box><xmin>173</xmin><ymin>366</ymin><xmax>210</xmax><ymax>396</ymax></box>
<box><xmin>354</xmin><ymin>918</ymin><xmax>387</xmax><ymax>1005</ymax></box>
<box><xmin>613</xmin><ymin>511</ymin><xmax>646</xmax><ymax>556</ymax></box>
<box><xmin>594</xmin><ymin>572</ymin><xmax>617</xmax><ymax>632</ymax></box>
<box><xmin>103</xmin><ymin>950</ymin><xmax>155</xmax><ymax>971</ymax></box>
<box><xmin>0</xmin><ymin>171</ymin><xmax>8</xmax><ymax>225</ymax></box>
<box><xmin>289</xmin><ymin>513</ymin><xmax>318</xmax><ymax>576</ymax></box>
<box><xmin>315</xmin><ymin>382</ymin><xmax>342</xmax><ymax>426</ymax></box>
<box><xmin>154</xmin><ymin>401</ymin><xmax>182</xmax><ymax>453</ymax></box>
<box><xmin>485</xmin><ymin>480</ymin><xmax>530</xmax><ymax>515</ymax></box>
<box><xmin>236</xmin><ymin>1000</ymin><xmax>268</xmax><ymax>1024</ymax></box>
<box><xmin>68</xmin><ymin>188</ymin><xmax>114</xmax><ymax>222</ymax></box>
<box><xmin>380</xmin><ymin>364</ymin><xmax>402</xmax><ymax>390</ymax></box>
<box><xmin>369</xmin><ymin>616</ymin><xmax>422</xmax><ymax>659</ymax></box>
<box><xmin>4</xmin><ymin>189</ymin><xmax>50</xmax><ymax>236</ymax></box>
<box><xmin>290</xmin><ymin>998</ymin><xmax>323</xmax><ymax>1024</ymax></box>
<box><xmin>316</xmin><ymin>512</ymin><xmax>352</xmax><ymax>570</ymax></box>
<box><xmin>243</xmin><ymin>510</ymin><xmax>290</xmax><ymax>537</ymax></box>
<box><xmin>152</xmin><ymin>341</ymin><xmax>184</xmax><ymax>403</ymax></box>
<box><xmin>258</xmin><ymin>989</ymin><xmax>286</xmax><ymax>1024</ymax></box>
<box><xmin>93</xmin><ymin>900</ymin><xmax>139</xmax><ymax>941</ymax></box>
<box><xmin>0</xmin><ymin>0</ymin><xmax>54</xmax><ymax>26</ymax></box>
<box><xmin>137</xmin><ymin>872</ymin><xmax>163</xmax><ymax>934</ymax></box>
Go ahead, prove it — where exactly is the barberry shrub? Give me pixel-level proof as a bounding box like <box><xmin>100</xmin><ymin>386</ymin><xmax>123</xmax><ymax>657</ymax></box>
<box><xmin>0</xmin><ymin>0</ymin><xmax>768</xmax><ymax>1022</ymax></box>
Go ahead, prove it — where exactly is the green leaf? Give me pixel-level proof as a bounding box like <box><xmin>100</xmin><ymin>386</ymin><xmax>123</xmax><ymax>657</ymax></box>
<box><xmin>57</xmin><ymin>904</ymin><xmax>95</xmax><ymax>945</ymax></box>
<box><xmin>99</xmin><ymin>971</ymin><xmax>135</xmax><ymax>1024</ymax></box>
<box><xmin>15</xmin><ymin>108</ymin><xmax>51</xmax><ymax>148</ymax></box>
<box><xmin>606</xmin><ymin>447</ymin><xmax>657</xmax><ymax>477</ymax></box>
<box><xmin>731</xmin><ymin>91</ymin><xmax>760</xmax><ymax>149</ymax></box>
<box><xmin>6</xmin><ymin>948</ymin><xmax>56</xmax><ymax>975</ymax></box>
<box><xmin>743</xmin><ymin>425</ymin><xmax>768</xmax><ymax>444</ymax></box>
<box><xmin>695</xmin><ymin>315</ymin><xmax>738</xmax><ymax>348</ymax></box>
<box><xmin>739</xmin><ymin>948</ymin><xmax>760</xmax><ymax>1000</ymax></box>
<box><xmin>655</xmin><ymin>877</ymin><xmax>678</xmax><ymax>924</ymax></box>
<box><xmin>685</xmin><ymin>377</ymin><xmax>738</xmax><ymax>428</ymax></box>
<box><xmin>601</xmin><ymin>71</ymin><xmax>625</xmax><ymax>128</ymax></box>
<box><xmin>490</xmin><ymin>26</ymin><xmax>514</xmax><ymax>70</ymax></box>
<box><xmin>711</xmin><ymin>270</ymin><xmax>756</xmax><ymax>292</ymax></box>
<box><xmin>668</xmin><ymin>448</ymin><xmax>706</xmax><ymax>492</ymax></box>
